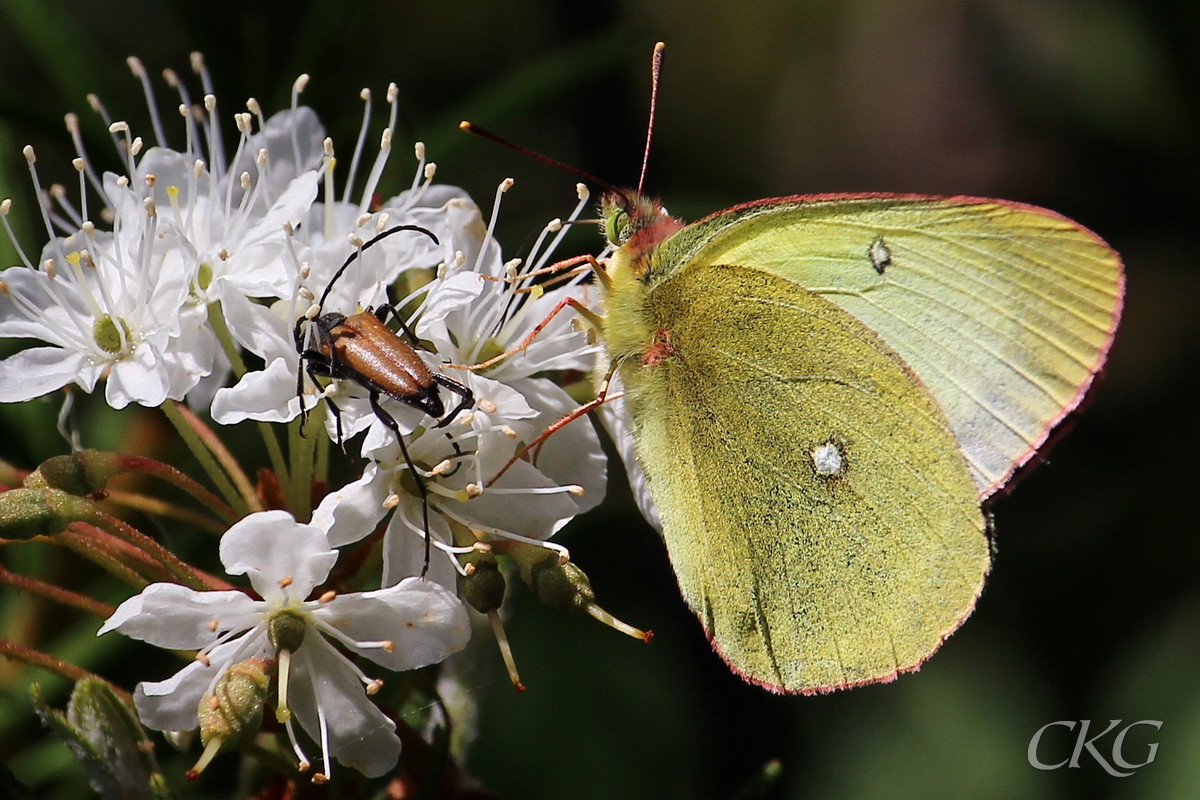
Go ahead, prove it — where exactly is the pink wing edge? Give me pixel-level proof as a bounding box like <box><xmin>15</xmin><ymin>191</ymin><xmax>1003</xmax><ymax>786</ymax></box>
<box><xmin>706</xmin><ymin>577</ymin><xmax>986</xmax><ymax>696</ymax></box>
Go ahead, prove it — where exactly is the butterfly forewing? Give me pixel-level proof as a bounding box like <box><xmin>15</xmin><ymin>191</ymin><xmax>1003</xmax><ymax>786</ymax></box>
<box><xmin>657</xmin><ymin>195</ymin><xmax>1124</xmax><ymax>497</ymax></box>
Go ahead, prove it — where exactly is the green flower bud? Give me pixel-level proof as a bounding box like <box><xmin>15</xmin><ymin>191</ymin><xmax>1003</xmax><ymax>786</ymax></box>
<box><xmin>33</xmin><ymin>450</ymin><xmax>122</xmax><ymax>495</ymax></box>
<box><xmin>197</xmin><ymin>658</ymin><xmax>272</xmax><ymax>751</ymax></box>
<box><xmin>526</xmin><ymin>559</ymin><xmax>595</xmax><ymax>615</ymax></box>
<box><xmin>505</xmin><ymin>541</ymin><xmax>651</xmax><ymax>642</ymax></box>
<box><xmin>31</xmin><ymin>679</ymin><xmax>170</xmax><ymax>800</ymax></box>
<box><xmin>0</xmin><ymin>487</ymin><xmax>93</xmax><ymax>539</ymax></box>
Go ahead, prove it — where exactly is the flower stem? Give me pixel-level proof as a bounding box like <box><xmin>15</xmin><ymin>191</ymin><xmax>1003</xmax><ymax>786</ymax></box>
<box><xmin>160</xmin><ymin>400</ymin><xmax>259</xmax><ymax>516</ymax></box>
<box><xmin>286</xmin><ymin>405</ymin><xmax>324</xmax><ymax>521</ymax></box>
<box><xmin>257</xmin><ymin>421</ymin><xmax>291</xmax><ymax>497</ymax></box>
<box><xmin>208</xmin><ymin>300</ymin><xmax>292</xmax><ymax>492</ymax></box>
<box><xmin>111</xmin><ymin>454</ymin><xmax>238</xmax><ymax>526</ymax></box>
<box><xmin>54</xmin><ymin>528</ymin><xmax>150</xmax><ymax>590</ymax></box>
<box><xmin>70</xmin><ymin>512</ymin><xmax>231</xmax><ymax>591</ymax></box>
<box><xmin>0</xmin><ymin>640</ymin><xmax>128</xmax><ymax>700</ymax></box>
<box><xmin>102</xmin><ymin>489</ymin><xmax>227</xmax><ymax>536</ymax></box>
<box><xmin>0</xmin><ymin>562</ymin><xmax>115</xmax><ymax>618</ymax></box>
<box><xmin>206</xmin><ymin>300</ymin><xmax>249</xmax><ymax>379</ymax></box>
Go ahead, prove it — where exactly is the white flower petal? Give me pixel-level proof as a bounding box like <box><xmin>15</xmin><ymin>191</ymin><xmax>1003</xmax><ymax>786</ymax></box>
<box><xmin>310</xmin><ymin>464</ymin><xmax>390</xmax><ymax>547</ymax></box>
<box><xmin>509</xmin><ymin>377</ymin><xmax>607</xmax><ymax>519</ymax></box>
<box><xmin>133</xmin><ymin>637</ymin><xmax>268</xmax><ymax>732</ymax></box>
<box><xmin>415</xmin><ymin>271</ymin><xmax>486</xmax><ymax>342</ymax></box>
<box><xmin>0</xmin><ymin>347</ymin><xmax>92</xmax><ymax>401</ymax></box>
<box><xmin>287</xmin><ymin>636</ymin><xmax>401</xmax><ymax>778</ymax></box>
<box><xmin>162</xmin><ymin>307</ymin><xmax>218</xmax><ymax>398</ymax></box>
<box><xmin>442</xmin><ymin>457</ymin><xmax>590</xmax><ymax>541</ymax></box>
<box><xmin>105</xmin><ymin>344</ymin><xmax>171</xmax><ymax>408</ymax></box>
<box><xmin>0</xmin><ymin>268</ymin><xmax>82</xmax><ymax>341</ymax></box>
<box><xmin>219</xmin><ymin>171</ymin><xmax>320</xmax><ymax>297</ymax></box>
<box><xmin>219</xmin><ymin>293</ymin><xmax>296</xmax><ymax>364</ymax></box>
<box><xmin>97</xmin><ymin>583</ymin><xmax>261</xmax><ymax>649</ymax></box>
<box><xmin>319</xmin><ymin>577</ymin><xmax>470</xmax><ymax>670</ymax></box>
<box><xmin>211</xmin><ymin>357</ymin><xmax>305</xmax><ymax>425</ymax></box>
<box><xmin>381</xmin><ymin>509</ymin><xmax>457</xmax><ymax>589</ymax></box>
<box><xmin>219</xmin><ymin>511</ymin><xmax>337</xmax><ymax>601</ymax></box>
<box><xmin>234</xmin><ymin>107</ymin><xmax>325</xmax><ymax>202</ymax></box>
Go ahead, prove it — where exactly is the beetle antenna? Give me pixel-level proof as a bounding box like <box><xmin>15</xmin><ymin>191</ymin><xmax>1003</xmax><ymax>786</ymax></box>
<box><xmin>636</xmin><ymin>42</ymin><xmax>665</xmax><ymax>196</ymax></box>
<box><xmin>318</xmin><ymin>224</ymin><xmax>439</xmax><ymax>310</ymax></box>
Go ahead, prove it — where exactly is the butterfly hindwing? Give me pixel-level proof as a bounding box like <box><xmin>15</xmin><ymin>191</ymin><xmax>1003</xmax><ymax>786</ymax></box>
<box><xmin>615</xmin><ymin>260</ymin><xmax>989</xmax><ymax>692</ymax></box>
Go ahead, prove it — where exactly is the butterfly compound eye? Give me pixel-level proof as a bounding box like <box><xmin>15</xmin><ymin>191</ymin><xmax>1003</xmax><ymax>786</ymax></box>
<box><xmin>605</xmin><ymin>207</ymin><xmax>632</xmax><ymax>247</ymax></box>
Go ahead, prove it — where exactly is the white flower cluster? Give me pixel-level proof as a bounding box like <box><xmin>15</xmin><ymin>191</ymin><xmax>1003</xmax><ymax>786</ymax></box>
<box><xmin>0</xmin><ymin>56</ymin><xmax>607</xmax><ymax>780</ymax></box>
<box><xmin>100</xmin><ymin>511</ymin><xmax>470</xmax><ymax>779</ymax></box>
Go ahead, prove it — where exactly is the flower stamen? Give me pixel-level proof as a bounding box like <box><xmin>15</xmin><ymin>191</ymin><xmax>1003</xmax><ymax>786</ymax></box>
<box><xmin>313</xmin><ymin>691</ymin><xmax>332</xmax><ymax>783</ymax></box>
<box><xmin>341</xmin><ymin>88</ymin><xmax>372</xmax><ymax>204</ymax></box>
<box><xmin>127</xmin><ymin>56</ymin><xmax>167</xmax><ymax>148</ymax></box>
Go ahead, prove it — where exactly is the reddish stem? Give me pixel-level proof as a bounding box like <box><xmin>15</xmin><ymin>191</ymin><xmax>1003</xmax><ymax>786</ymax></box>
<box><xmin>0</xmin><ymin>639</ymin><xmax>131</xmax><ymax>703</ymax></box>
<box><xmin>0</xmin><ymin>563</ymin><xmax>115</xmax><ymax>618</ymax></box>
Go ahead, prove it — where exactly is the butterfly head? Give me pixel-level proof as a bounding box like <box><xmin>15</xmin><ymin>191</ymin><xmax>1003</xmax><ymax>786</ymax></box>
<box><xmin>600</xmin><ymin>191</ymin><xmax>680</xmax><ymax>253</ymax></box>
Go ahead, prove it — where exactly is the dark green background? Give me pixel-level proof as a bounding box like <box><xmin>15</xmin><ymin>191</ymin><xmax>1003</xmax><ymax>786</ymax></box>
<box><xmin>0</xmin><ymin>1</ymin><xmax>1195</xmax><ymax>798</ymax></box>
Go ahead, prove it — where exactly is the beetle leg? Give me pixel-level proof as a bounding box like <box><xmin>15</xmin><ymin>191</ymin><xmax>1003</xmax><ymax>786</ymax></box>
<box><xmin>439</xmin><ymin>432</ymin><xmax>465</xmax><ymax>479</ymax></box>
<box><xmin>368</xmin><ymin>392</ymin><xmax>434</xmax><ymax>577</ymax></box>
<box><xmin>431</xmin><ymin>373</ymin><xmax>474</xmax><ymax>428</ymax></box>
<box><xmin>296</xmin><ymin>355</ymin><xmax>308</xmax><ymax>432</ymax></box>
<box><xmin>321</xmin><ymin>387</ymin><xmax>348</xmax><ymax>452</ymax></box>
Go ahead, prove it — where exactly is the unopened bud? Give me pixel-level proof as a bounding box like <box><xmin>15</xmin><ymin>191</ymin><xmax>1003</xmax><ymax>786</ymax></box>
<box><xmin>31</xmin><ymin>678</ymin><xmax>168</xmax><ymax>796</ymax></box>
<box><xmin>512</xmin><ymin>543</ymin><xmax>651</xmax><ymax>642</ymax></box>
<box><xmin>526</xmin><ymin>559</ymin><xmax>595</xmax><ymax>615</ymax></box>
<box><xmin>0</xmin><ymin>487</ymin><xmax>94</xmax><ymax>539</ymax></box>
<box><xmin>196</xmin><ymin>659</ymin><xmax>272</xmax><ymax>757</ymax></box>
<box><xmin>31</xmin><ymin>450</ymin><xmax>123</xmax><ymax>495</ymax></box>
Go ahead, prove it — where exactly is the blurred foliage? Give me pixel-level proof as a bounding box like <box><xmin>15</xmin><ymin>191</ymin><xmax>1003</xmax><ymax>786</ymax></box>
<box><xmin>0</xmin><ymin>0</ymin><xmax>1196</xmax><ymax>798</ymax></box>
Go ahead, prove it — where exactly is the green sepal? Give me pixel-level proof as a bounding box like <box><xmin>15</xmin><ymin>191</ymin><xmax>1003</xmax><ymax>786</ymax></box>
<box><xmin>30</xmin><ymin>679</ymin><xmax>172</xmax><ymax>800</ymax></box>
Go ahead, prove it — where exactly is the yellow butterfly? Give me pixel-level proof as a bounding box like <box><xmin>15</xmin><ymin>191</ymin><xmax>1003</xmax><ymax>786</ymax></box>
<box><xmin>467</xmin><ymin>43</ymin><xmax>1123</xmax><ymax>694</ymax></box>
<box><xmin>588</xmin><ymin>44</ymin><xmax>1123</xmax><ymax>693</ymax></box>
<box><xmin>598</xmin><ymin>188</ymin><xmax>1122</xmax><ymax>693</ymax></box>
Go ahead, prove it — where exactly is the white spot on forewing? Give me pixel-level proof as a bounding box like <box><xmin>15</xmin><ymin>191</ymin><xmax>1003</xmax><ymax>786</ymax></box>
<box><xmin>812</xmin><ymin>442</ymin><xmax>845</xmax><ymax>476</ymax></box>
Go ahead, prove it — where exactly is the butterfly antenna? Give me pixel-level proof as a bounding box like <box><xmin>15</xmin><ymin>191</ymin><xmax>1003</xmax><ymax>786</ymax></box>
<box><xmin>459</xmin><ymin>121</ymin><xmax>622</xmax><ymax>196</ymax></box>
<box><xmin>637</xmin><ymin>42</ymin><xmax>666</xmax><ymax>196</ymax></box>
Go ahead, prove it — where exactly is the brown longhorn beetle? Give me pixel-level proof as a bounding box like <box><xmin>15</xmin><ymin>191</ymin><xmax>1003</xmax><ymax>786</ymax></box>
<box><xmin>295</xmin><ymin>224</ymin><xmax>474</xmax><ymax>572</ymax></box>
